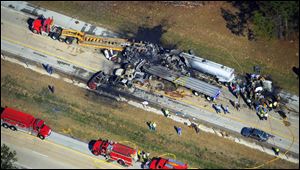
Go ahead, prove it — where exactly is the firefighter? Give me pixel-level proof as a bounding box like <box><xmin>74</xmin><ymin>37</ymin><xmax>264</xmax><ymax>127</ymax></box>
<box><xmin>273</xmin><ymin>101</ymin><xmax>278</xmax><ymax>109</ymax></box>
<box><xmin>152</xmin><ymin>122</ymin><xmax>157</xmax><ymax>131</ymax></box>
<box><xmin>163</xmin><ymin>109</ymin><xmax>170</xmax><ymax>117</ymax></box>
<box><xmin>196</xmin><ymin>124</ymin><xmax>200</xmax><ymax>134</ymax></box>
<box><xmin>137</xmin><ymin>150</ymin><xmax>142</xmax><ymax>161</ymax></box>
<box><xmin>273</xmin><ymin>147</ymin><xmax>280</xmax><ymax>156</ymax></box>
<box><xmin>268</xmin><ymin>102</ymin><xmax>273</xmax><ymax>111</ymax></box>
<box><xmin>138</xmin><ymin>150</ymin><xmax>146</xmax><ymax>162</ymax></box>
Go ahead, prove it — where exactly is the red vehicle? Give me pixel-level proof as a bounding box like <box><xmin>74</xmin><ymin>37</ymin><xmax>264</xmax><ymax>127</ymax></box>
<box><xmin>31</xmin><ymin>15</ymin><xmax>54</xmax><ymax>34</ymax></box>
<box><xmin>145</xmin><ymin>157</ymin><xmax>188</xmax><ymax>169</ymax></box>
<box><xmin>1</xmin><ymin>107</ymin><xmax>51</xmax><ymax>140</ymax></box>
<box><xmin>91</xmin><ymin>138</ymin><xmax>138</xmax><ymax>166</ymax></box>
<box><xmin>31</xmin><ymin>15</ymin><xmax>67</xmax><ymax>42</ymax></box>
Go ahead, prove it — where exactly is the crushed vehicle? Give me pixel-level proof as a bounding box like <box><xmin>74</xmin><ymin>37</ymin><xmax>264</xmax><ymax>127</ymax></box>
<box><xmin>144</xmin><ymin>157</ymin><xmax>188</xmax><ymax>169</ymax></box>
<box><xmin>91</xmin><ymin>138</ymin><xmax>138</xmax><ymax>166</ymax></box>
<box><xmin>1</xmin><ymin>106</ymin><xmax>52</xmax><ymax>140</ymax></box>
<box><xmin>241</xmin><ymin>127</ymin><xmax>274</xmax><ymax>142</ymax></box>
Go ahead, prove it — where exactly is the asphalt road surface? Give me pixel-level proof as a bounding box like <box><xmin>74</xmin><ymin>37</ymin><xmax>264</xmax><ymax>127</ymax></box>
<box><xmin>1</xmin><ymin>1</ymin><xmax>298</xmax><ymax>160</ymax></box>
<box><xmin>1</xmin><ymin>128</ymin><xmax>125</xmax><ymax>169</ymax></box>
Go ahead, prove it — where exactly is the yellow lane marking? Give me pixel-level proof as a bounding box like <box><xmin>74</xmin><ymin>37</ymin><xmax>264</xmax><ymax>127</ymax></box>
<box><xmin>1</xmin><ymin>36</ymin><xmax>297</xmax><ymax>142</ymax></box>
<box><xmin>163</xmin><ymin>92</ymin><xmax>298</xmax><ymax>142</ymax></box>
<box><xmin>1</xmin><ymin>129</ymin><xmax>122</xmax><ymax>169</ymax></box>
<box><xmin>43</xmin><ymin>139</ymin><xmax>122</xmax><ymax>169</ymax></box>
<box><xmin>245</xmin><ymin>122</ymin><xmax>295</xmax><ymax>169</ymax></box>
<box><xmin>1</xmin><ymin>36</ymin><xmax>99</xmax><ymax>73</ymax></box>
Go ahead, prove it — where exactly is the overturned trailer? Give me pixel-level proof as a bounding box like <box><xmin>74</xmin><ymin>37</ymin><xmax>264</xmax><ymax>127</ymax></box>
<box><xmin>143</xmin><ymin>65</ymin><xmax>221</xmax><ymax>99</ymax></box>
<box><xmin>180</xmin><ymin>52</ymin><xmax>235</xmax><ymax>83</ymax></box>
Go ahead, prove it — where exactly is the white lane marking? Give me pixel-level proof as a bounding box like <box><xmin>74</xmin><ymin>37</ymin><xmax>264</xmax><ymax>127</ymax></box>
<box><xmin>14</xmin><ymin>162</ymin><xmax>32</xmax><ymax>169</ymax></box>
<box><xmin>31</xmin><ymin>151</ymin><xmax>48</xmax><ymax>158</ymax></box>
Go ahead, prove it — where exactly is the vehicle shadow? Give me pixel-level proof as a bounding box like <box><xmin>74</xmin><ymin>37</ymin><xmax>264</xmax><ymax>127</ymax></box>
<box><xmin>88</xmin><ymin>140</ymin><xmax>96</xmax><ymax>153</ymax></box>
<box><xmin>27</xmin><ymin>18</ymin><xmax>35</xmax><ymax>31</ymax></box>
<box><xmin>292</xmin><ymin>66</ymin><xmax>299</xmax><ymax>78</ymax></box>
<box><xmin>220</xmin><ymin>2</ymin><xmax>258</xmax><ymax>41</ymax></box>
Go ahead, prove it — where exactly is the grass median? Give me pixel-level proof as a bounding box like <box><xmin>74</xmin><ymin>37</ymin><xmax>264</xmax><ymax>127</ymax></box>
<box><xmin>30</xmin><ymin>1</ymin><xmax>299</xmax><ymax>95</ymax></box>
<box><xmin>1</xmin><ymin>58</ymin><xmax>298</xmax><ymax>168</ymax></box>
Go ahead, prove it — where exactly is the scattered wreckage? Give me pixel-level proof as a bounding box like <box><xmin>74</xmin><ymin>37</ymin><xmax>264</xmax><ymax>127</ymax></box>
<box><xmin>88</xmin><ymin>40</ymin><xmax>289</xmax><ymax>120</ymax></box>
<box><xmin>90</xmin><ymin>41</ymin><xmax>235</xmax><ymax>100</ymax></box>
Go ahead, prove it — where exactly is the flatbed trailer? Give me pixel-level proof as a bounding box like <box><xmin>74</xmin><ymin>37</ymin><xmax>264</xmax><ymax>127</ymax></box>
<box><xmin>143</xmin><ymin>65</ymin><xmax>221</xmax><ymax>98</ymax></box>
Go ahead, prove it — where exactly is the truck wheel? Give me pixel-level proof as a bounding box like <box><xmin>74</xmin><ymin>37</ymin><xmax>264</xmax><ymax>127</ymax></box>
<box><xmin>32</xmin><ymin>29</ymin><xmax>38</xmax><ymax>34</ymax></box>
<box><xmin>2</xmin><ymin>123</ymin><xmax>9</xmax><ymax>128</ymax></box>
<box><xmin>9</xmin><ymin>126</ymin><xmax>17</xmax><ymax>131</ymax></box>
<box><xmin>51</xmin><ymin>33</ymin><xmax>59</xmax><ymax>40</ymax></box>
<box><xmin>92</xmin><ymin>151</ymin><xmax>99</xmax><ymax>156</ymax></box>
<box><xmin>117</xmin><ymin>159</ymin><xmax>126</xmax><ymax>166</ymax></box>
<box><xmin>58</xmin><ymin>37</ymin><xmax>65</xmax><ymax>42</ymax></box>
<box><xmin>65</xmin><ymin>37</ymin><xmax>74</xmax><ymax>45</ymax></box>
<box><xmin>38</xmin><ymin>134</ymin><xmax>45</xmax><ymax>140</ymax></box>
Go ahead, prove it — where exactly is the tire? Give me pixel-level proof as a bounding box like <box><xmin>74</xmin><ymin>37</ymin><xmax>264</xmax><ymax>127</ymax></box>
<box><xmin>117</xmin><ymin>159</ymin><xmax>126</xmax><ymax>166</ymax></box>
<box><xmin>58</xmin><ymin>37</ymin><xmax>65</xmax><ymax>42</ymax></box>
<box><xmin>9</xmin><ymin>126</ymin><xmax>17</xmax><ymax>131</ymax></box>
<box><xmin>65</xmin><ymin>37</ymin><xmax>74</xmax><ymax>45</ymax></box>
<box><xmin>2</xmin><ymin>123</ymin><xmax>9</xmax><ymax>128</ymax></box>
<box><xmin>51</xmin><ymin>33</ymin><xmax>59</xmax><ymax>40</ymax></box>
<box><xmin>38</xmin><ymin>134</ymin><xmax>45</xmax><ymax>140</ymax></box>
<box><xmin>92</xmin><ymin>150</ymin><xmax>99</xmax><ymax>156</ymax></box>
<box><xmin>32</xmin><ymin>29</ymin><xmax>38</xmax><ymax>34</ymax></box>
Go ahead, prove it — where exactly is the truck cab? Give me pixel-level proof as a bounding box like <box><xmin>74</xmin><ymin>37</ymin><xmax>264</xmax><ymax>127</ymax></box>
<box><xmin>31</xmin><ymin>15</ymin><xmax>54</xmax><ymax>34</ymax></box>
<box><xmin>92</xmin><ymin>138</ymin><xmax>138</xmax><ymax>166</ymax></box>
<box><xmin>32</xmin><ymin>119</ymin><xmax>52</xmax><ymax>139</ymax></box>
<box><xmin>145</xmin><ymin>157</ymin><xmax>188</xmax><ymax>169</ymax></box>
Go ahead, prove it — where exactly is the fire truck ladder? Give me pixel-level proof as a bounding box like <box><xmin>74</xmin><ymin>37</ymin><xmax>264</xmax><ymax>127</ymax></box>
<box><xmin>61</xmin><ymin>29</ymin><xmax>130</xmax><ymax>51</ymax></box>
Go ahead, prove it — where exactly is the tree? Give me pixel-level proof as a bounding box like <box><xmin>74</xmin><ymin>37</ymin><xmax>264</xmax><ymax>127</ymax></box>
<box><xmin>254</xmin><ymin>1</ymin><xmax>299</xmax><ymax>40</ymax></box>
<box><xmin>226</xmin><ymin>1</ymin><xmax>299</xmax><ymax>40</ymax></box>
<box><xmin>252</xmin><ymin>11</ymin><xmax>275</xmax><ymax>39</ymax></box>
<box><xmin>1</xmin><ymin>144</ymin><xmax>18</xmax><ymax>169</ymax></box>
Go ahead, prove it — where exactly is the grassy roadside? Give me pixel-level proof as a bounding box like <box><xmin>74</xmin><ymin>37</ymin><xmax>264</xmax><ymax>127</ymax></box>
<box><xmin>1</xmin><ymin>59</ymin><xmax>298</xmax><ymax>168</ymax></box>
<box><xmin>29</xmin><ymin>1</ymin><xmax>299</xmax><ymax>95</ymax></box>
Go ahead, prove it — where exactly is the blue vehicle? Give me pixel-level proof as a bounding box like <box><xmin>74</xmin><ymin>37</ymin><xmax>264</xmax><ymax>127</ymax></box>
<box><xmin>241</xmin><ymin>127</ymin><xmax>274</xmax><ymax>142</ymax></box>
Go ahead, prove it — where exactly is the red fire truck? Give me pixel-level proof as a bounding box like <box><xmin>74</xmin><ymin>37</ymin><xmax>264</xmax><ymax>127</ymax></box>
<box><xmin>91</xmin><ymin>138</ymin><xmax>138</xmax><ymax>166</ymax></box>
<box><xmin>145</xmin><ymin>157</ymin><xmax>188</xmax><ymax>169</ymax></box>
<box><xmin>1</xmin><ymin>107</ymin><xmax>51</xmax><ymax>140</ymax></box>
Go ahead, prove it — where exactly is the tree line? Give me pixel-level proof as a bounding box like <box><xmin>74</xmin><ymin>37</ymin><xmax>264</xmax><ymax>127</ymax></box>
<box><xmin>225</xmin><ymin>1</ymin><xmax>299</xmax><ymax>40</ymax></box>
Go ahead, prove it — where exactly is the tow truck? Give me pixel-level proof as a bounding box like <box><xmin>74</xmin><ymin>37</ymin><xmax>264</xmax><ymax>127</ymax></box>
<box><xmin>31</xmin><ymin>15</ymin><xmax>132</xmax><ymax>51</ymax></box>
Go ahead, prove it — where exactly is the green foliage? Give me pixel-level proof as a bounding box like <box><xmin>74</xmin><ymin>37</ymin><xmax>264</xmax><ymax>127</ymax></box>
<box><xmin>252</xmin><ymin>11</ymin><xmax>275</xmax><ymax>38</ymax></box>
<box><xmin>1</xmin><ymin>144</ymin><xmax>18</xmax><ymax>169</ymax></box>
<box><xmin>252</xmin><ymin>1</ymin><xmax>299</xmax><ymax>39</ymax></box>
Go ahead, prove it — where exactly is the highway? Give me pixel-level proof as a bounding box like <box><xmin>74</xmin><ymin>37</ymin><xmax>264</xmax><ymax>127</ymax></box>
<box><xmin>1</xmin><ymin>1</ymin><xmax>299</xmax><ymax>166</ymax></box>
<box><xmin>1</xmin><ymin>128</ymin><xmax>126</xmax><ymax>169</ymax></box>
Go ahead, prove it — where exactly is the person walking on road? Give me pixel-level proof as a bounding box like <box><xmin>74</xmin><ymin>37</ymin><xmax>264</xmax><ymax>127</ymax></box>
<box><xmin>234</xmin><ymin>101</ymin><xmax>240</xmax><ymax>111</ymax></box>
<box><xmin>223</xmin><ymin>105</ymin><xmax>230</xmax><ymax>114</ymax></box>
<box><xmin>213</xmin><ymin>104</ymin><xmax>221</xmax><ymax>113</ymax></box>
